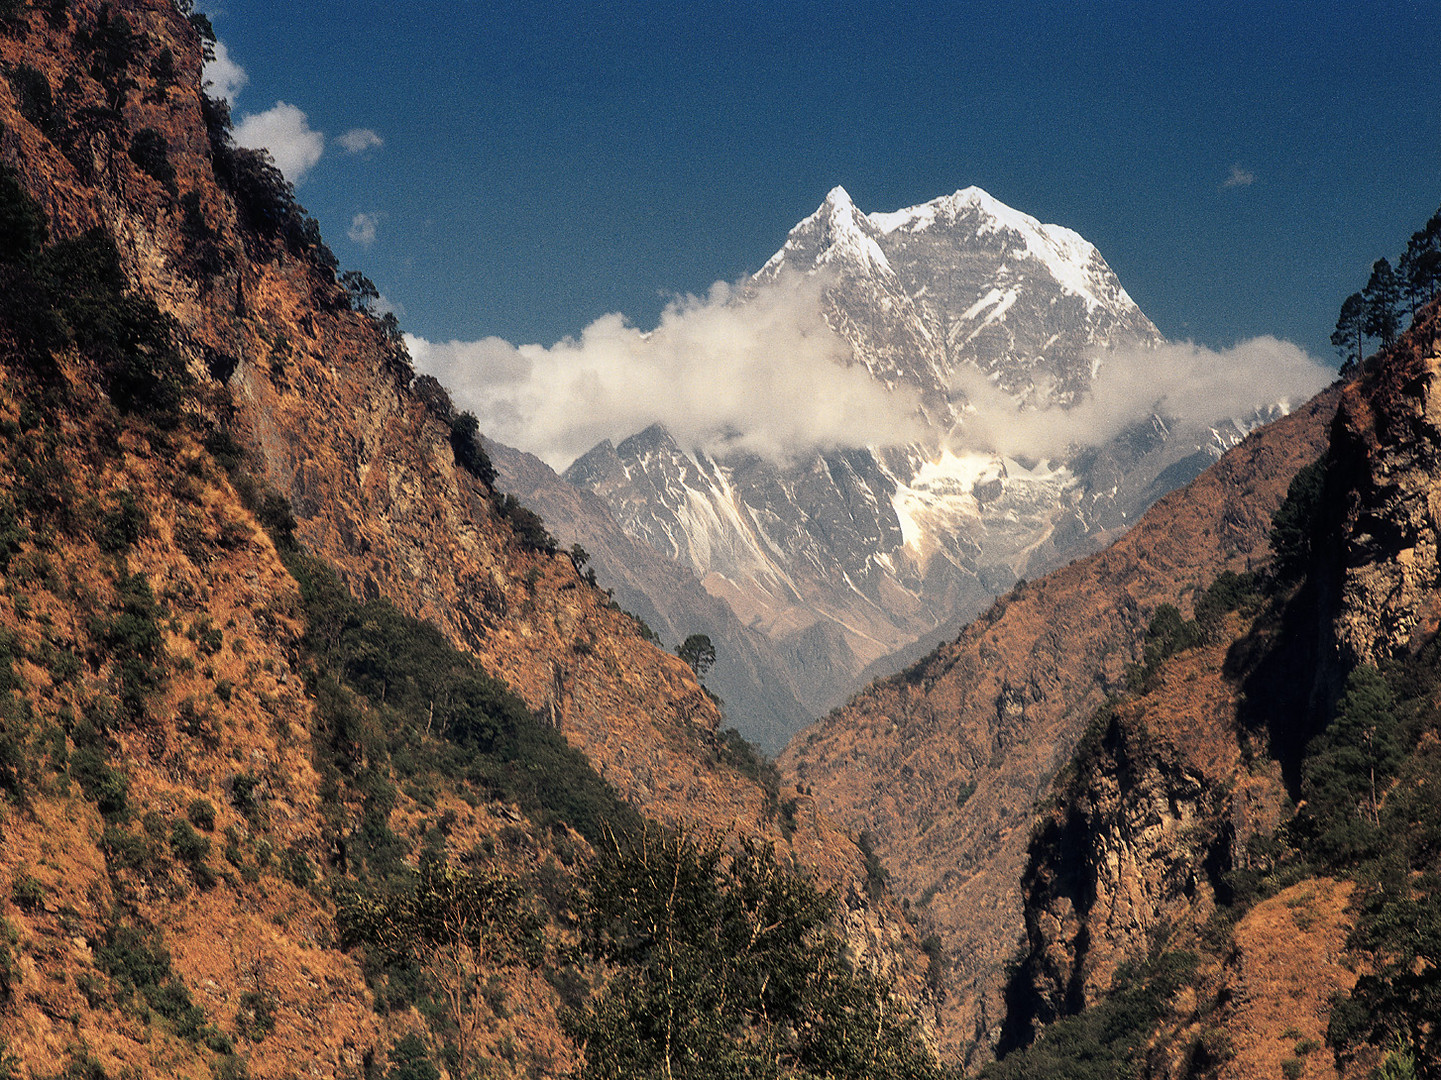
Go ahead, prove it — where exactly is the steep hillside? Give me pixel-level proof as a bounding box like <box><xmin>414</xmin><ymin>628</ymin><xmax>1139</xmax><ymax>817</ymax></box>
<box><xmin>782</xmin><ymin>386</ymin><xmax>1340</xmax><ymax>1062</ymax></box>
<box><xmin>990</xmin><ymin>614</ymin><xmax>1365</xmax><ymax>1077</ymax></box>
<box><xmin>1322</xmin><ymin>297</ymin><xmax>1441</xmax><ymax>671</ymax></box>
<box><xmin>0</xmin><ymin>2</ymin><xmax>945</xmax><ymax>1076</ymax></box>
<box><xmin>483</xmin><ymin>437</ymin><xmax>812</xmax><ymax>754</ymax></box>
<box><xmin>1</xmin><ymin>0</ymin><xmax>730</xmax><ymax>862</ymax></box>
<box><xmin>968</xmin><ymin>297</ymin><xmax>1441</xmax><ymax>1080</ymax></box>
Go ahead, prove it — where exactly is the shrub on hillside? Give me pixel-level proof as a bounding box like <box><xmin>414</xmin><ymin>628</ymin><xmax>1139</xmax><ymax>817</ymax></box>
<box><xmin>1270</xmin><ymin>459</ymin><xmax>1327</xmax><ymax>583</ymax></box>
<box><xmin>127</xmin><ymin>128</ymin><xmax>177</xmax><ymax>194</ymax></box>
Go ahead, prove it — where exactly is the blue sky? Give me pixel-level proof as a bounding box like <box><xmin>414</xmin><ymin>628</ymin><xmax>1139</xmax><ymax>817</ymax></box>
<box><xmin>207</xmin><ymin>1</ymin><xmax>1440</xmax><ymax>365</ymax></box>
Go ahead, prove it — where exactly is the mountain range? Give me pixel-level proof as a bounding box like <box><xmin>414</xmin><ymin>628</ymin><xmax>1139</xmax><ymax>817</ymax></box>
<box><xmin>3</xmin><ymin>4</ymin><xmax>1436</xmax><ymax>1079</ymax></box>
<box><xmin>557</xmin><ymin>186</ymin><xmax>1299</xmax><ymax>742</ymax></box>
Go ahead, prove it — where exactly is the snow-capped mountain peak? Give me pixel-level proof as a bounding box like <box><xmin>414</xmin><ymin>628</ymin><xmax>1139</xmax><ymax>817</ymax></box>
<box><xmin>757</xmin><ymin>185</ymin><xmax>1161</xmax><ymax>408</ymax></box>
<box><xmin>869</xmin><ymin>186</ymin><xmax>1119</xmax><ymax>312</ymax></box>
<box><xmin>563</xmin><ymin>185</ymin><xmax>1283</xmax><ymax>734</ymax></box>
<box><xmin>762</xmin><ymin>184</ymin><xmax>894</xmax><ymax>278</ymax></box>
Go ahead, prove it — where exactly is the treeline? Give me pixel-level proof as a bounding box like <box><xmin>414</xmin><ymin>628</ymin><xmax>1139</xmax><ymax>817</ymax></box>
<box><xmin>1331</xmin><ymin>205</ymin><xmax>1441</xmax><ymax>371</ymax></box>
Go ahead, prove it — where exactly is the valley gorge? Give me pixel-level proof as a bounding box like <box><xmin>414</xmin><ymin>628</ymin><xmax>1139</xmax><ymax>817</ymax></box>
<box><xmin>1</xmin><ymin>3</ymin><xmax>1439</xmax><ymax>1079</ymax></box>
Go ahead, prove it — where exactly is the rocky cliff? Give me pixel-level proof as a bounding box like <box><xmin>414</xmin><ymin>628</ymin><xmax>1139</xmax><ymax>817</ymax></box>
<box><xmin>781</xmin><ymin>385</ymin><xmax>1339</xmax><ymax>1063</ymax></box>
<box><xmin>983</xmin><ymin>297</ymin><xmax>1441</xmax><ymax>1079</ymax></box>
<box><xmin>1323</xmin><ymin>299</ymin><xmax>1441</xmax><ymax>670</ymax></box>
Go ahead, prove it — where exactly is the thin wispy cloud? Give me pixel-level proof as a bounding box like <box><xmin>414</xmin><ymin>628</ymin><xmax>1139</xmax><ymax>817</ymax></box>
<box><xmin>338</xmin><ymin>128</ymin><xmax>384</xmax><ymax>154</ymax></box>
<box><xmin>233</xmin><ymin>102</ymin><xmax>325</xmax><ymax>183</ymax></box>
<box><xmin>201</xmin><ymin>39</ymin><xmax>248</xmax><ymax>101</ymax></box>
<box><xmin>1223</xmin><ymin>164</ymin><xmax>1255</xmax><ymax>188</ymax></box>
<box><xmin>407</xmin><ymin>272</ymin><xmax>926</xmax><ymax>470</ymax></box>
<box><xmin>348</xmin><ymin>212</ymin><xmax>379</xmax><ymax>246</ymax></box>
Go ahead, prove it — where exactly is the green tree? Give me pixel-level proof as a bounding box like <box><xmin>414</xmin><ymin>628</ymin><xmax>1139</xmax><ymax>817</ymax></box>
<box><xmin>340</xmin><ymin>269</ymin><xmax>379</xmax><ymax>312</ymax></box>
<box><xmin>37</xmin><ymin>228</ymin><xmax>192</xmax><ymax>417</ymax></box>
<box><xmin>337</xmin><ymin>855</ymin><xmax>543</xmax><ymax>1077</ymax></box>
<box><xmin>412</xmin><ymin>374</ymin><xmax>454</xmax><ymax>422</ymax></box>
<box><xmin>1269</xmin><ymin>458</ymin><xmax>1327</xmax><ymax>583</ymax></box>
<box><xmin>1363</xmin><ymin>258</ymin><xmax>1404</xmax><ymax>347</ymax></box>
<box><xmin>568</xmin><ymin>543</ymin><xmax>590</xmax><ymax>575</ymax></box>
<box><xmin>5</xmin><ymin>65</ymin><xmax>60</xmax><ymax>138</ymax></box>
<box><xmin>1297</xmin><ymin>665</ymin><xmax>1403</xmax><ymax>861</ymax></box>
<box><xmin>0</xmin><ymin>164</ymin><xmax>48</xmax><ymax>263</ymax></box>
<box><xmin>1331</xmin><ymin>291</ymin><xmax>1366</xmax><ymax>374</ymax></box>
<box><xmin>100</xmin><ymin>573</ymin><xmax>168</xmax><ymax>719</ymax></box>
<box><xmin>1332</xmin><ymin>888</ymin><xmax>1441</xmax><ymax>1077</ymax></box>
<box><xmin>1399</xmin><ymin>209</ymin><xmax>1441</xmax><ymax>314</ymax></box>
<box><xmin>570</xmin><ymin>828</ymin><xmax>945</xmax><ymax>1080</ymax></box>
<box><xmin>676</xmin><ymin>633</ymin><xmax>716</xmax><ymax>679</ymax></box>
<box><xmin>447</xmin><ymin>411</ymin><xmax>495</xmax><ymax>485</ymax></box>
<box><xmin>1376</xmin><ymin>1039</ymin><xmax>1421</xmax><ymax>1080</ymax></box>
<box><xmin>128</xmin><ymin>128</ymin><xmax>178</xmax><ymax>195</ymax></box>
<box><xmin>386</xmin><ymin>1032</ymin><xmax>441</xmax><ymax>1080</ymax></box>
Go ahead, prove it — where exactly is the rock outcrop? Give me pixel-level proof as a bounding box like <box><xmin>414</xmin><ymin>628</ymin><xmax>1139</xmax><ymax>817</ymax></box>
<box><xmin>1324</xmin><ymin>300</ymin><xmax>1441</xmax><ymax>668</ymax></box>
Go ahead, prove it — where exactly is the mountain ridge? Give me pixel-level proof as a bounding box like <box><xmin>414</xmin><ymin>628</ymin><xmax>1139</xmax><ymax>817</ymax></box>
<box><xmin>562</xmin><ymin>186</ymin><xmax>1297</xmax><ymax>733</ymax></box>
<box><xmin>781</xmin><ymin>383</ymin><xmax>1341</xmax><ymax>1062</ymax></box>
<box><xmin>483</xmin><ymin>433</ymin><xmax>814</xmax><ymax>753</ymax></box>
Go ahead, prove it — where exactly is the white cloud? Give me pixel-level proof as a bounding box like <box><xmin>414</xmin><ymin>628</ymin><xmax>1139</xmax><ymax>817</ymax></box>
<box><xmin>1223</xmin><ymin>164</ymin><xmax>1256</xmax><ymax>188</ymax></box>
<box><xmin>348</xmin><ymin>212</ymin><xmax>378</xmax><ymax>246</ymax></box>
<box><xmin>202</xmin><ymin>39</ymin><xmax>248</xmax><ymax>101</ymax></box>
<box><xmin>338</xmin><ymin>128</ymin><xmax>384</xmax><ymax>154</ymax></box>
<box><xmin>407</xmin><ymin>272</ymin><xmax>926</xmax><ymax>470</ymax></box>
<box><xmin>947</xmin><ymin>336</ymin><xmax>1334</xmax><ymax>459</ymax></box>
<box><xmin>233</xmin><ymin>102</ymin><xmax>325</xmax><ymax>183</ymax></box>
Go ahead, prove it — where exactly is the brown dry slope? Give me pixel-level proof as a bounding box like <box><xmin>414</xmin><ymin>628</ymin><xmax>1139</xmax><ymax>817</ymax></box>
<box><xmin>0</xmin><ymin>0</ymin><xmax>935</xmax><ymax>898</ymax></box>
<box><xmin>782</xmin><ymin>386</ymin><xmax>1340</xmax><ymax>1060</ymax></box>
<box><xmin>0</xmin><ymin>0</ymin><xmax>724</xmax><ymax>840</ymax></box>
<box><xmin>998</xmin><ymin>300</ymin><xmax>1441</xmax><ymax>1077</ymax></box>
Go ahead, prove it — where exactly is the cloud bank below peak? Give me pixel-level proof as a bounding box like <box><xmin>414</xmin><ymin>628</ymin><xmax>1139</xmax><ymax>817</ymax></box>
<box><xmin>949</xmin><ymin>335</ymin><xmax>1334</xmax><ymax>460</ymax></box>
<box><xmin>412</xmin><ymin>271</ymin><xmax>1334</xmax><ymax>473</ymax></box>
<box><xmin>408</xmin><ymin>272</ymin><xmax>927</xmax><ymax>471</ymax></box>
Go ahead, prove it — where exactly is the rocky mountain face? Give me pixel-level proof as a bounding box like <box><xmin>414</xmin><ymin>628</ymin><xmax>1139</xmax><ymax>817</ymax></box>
<box><xmin>563</xmin><ymin>421</ymin><xmax>986</xmax><ymax>719</ymax></box>
<box><xmin>995</xmin><ymin>301</ymin><xmax>1441</xmax><ymax>1080</ymax></box>
<box><xmin>483</xmin><ymin>436</ymin><xmax>814</xmax><ymax>753</ymax></box>
<box><xmin>565</xmin><ymin>186</ymin><xmax>1285</xmax><ymax>727</ymax></box>
<box><xmin>780</xmin><ymin>387</ymin><xmax>1340</xmax><ymax>1064</ymax></box>
<box><xmin>0</xmin><ymin>4</ymin><xmax>940</xmax><ymax>1076</ymax></box>
<box><xmin>1322</xmin><ymin>301</ymin><xmax>1441</xmax><ymax>671</ymax></box>
<box><xmin>757</xmin><ymin>185</ymin><xmax>1160</xmax><ymax>411</ymax></box>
